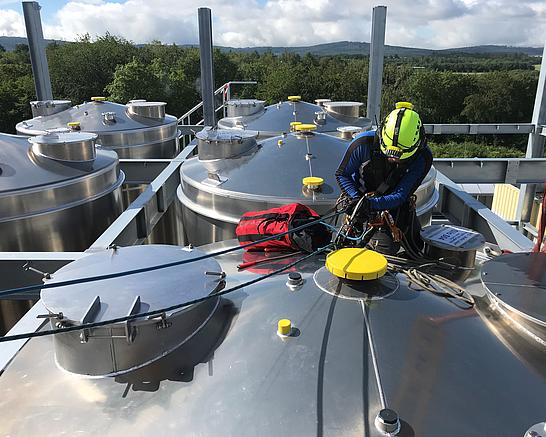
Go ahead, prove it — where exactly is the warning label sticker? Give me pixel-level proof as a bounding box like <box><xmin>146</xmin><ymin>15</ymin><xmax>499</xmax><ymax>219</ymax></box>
<box><xmin>426</xmin><ymin>226</ymin><xmax>479</xmax><ymax>248</ymax></box>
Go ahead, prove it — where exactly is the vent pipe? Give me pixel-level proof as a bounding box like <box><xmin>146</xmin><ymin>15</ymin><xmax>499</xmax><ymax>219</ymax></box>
<box><xmin>198</xmin><ymin>7</ymin><xmax>216</xmax><ymax>127</ymax></box>
<box><xmin>366</xmin><ymin>5</ymin><xmax>387</xmax><ymax>125</ymax></box>
<box><xmin>22</xmin><ymin>1</ymin><xmax>53</xmax><ymax>101</ymax></box>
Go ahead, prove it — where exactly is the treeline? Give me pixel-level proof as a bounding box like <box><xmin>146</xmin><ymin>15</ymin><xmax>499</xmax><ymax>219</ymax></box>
<box><xmin>0</xmin><ymin>34</ymin><xmax>539</xmax><ymax>156</ymax></box>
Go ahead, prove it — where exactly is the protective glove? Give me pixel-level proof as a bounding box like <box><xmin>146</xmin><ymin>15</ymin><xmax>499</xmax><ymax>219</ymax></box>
<box><xmin>348</xmin><ymin>197</ymin><xmax>371</xmax><ymax>223</ymax></box>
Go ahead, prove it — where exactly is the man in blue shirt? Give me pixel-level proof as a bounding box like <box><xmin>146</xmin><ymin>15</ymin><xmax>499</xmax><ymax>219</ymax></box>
<box><xmin>335</xmin><ymin>102</ymin><xmax>433</xmax><ymax>255</ymax></box>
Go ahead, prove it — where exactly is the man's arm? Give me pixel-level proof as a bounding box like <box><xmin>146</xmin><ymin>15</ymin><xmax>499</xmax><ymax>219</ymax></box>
<box><xmin>335</xmin><ymin>132</ymin><xmax>373</xmax><ymax>199</ymax></box>
<box><xmin>368</xmin><ymin>154</ymin><xmax>427</xmax><ymax>211</ymax></box>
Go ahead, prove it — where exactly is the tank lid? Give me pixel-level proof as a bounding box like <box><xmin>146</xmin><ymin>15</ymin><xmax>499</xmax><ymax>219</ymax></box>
<box><xmin>226</xmin><ymin>99</ymin><xmax>265</xmax><ymax>107</ymax></box>
<box><xmin>127</xmin><ymin>101</ymin><xmax>166</xmax><ymax>119</ymax></box>
<box><xmin>29</xmin><ymin>131</ymin><xmax>98</xmax><ymax>162</ymax></box>
<box><xmin>326</xmin><ymin>248</ymin><xmax>388</xmax><ymax>281</ymax></box>
<box><xmin>29</xmin><ymin>99</ymin><xmax>72</xmax><ymax>117</ymax></box>
<box><xmin>196</xmin><ymin>128</ymin><xmax>258</xmax><ymax>161</ymax></box>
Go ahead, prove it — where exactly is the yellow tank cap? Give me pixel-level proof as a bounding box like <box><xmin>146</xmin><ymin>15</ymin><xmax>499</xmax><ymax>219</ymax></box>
<box><xmin>277</xmin><ymin>319</ymin><xmax>292</xmax><ymax>336</ymax></box>
<box><xmin>302</xmin><ymin>176</ymin><xmax>324</xmax><ymax>187</ymax></box>
<box><xmin>290</xmin><ymin>121</ymin><xmax>302</xmax><ymax>127</ymax></box>
<box><xmin>295</xmin><ymin>123</ymin><xmax>317</xmax><ymax>132</ymax></box>
<box><xmin>91</xmin><ymin>96</ymin><xmax>106</xmax><ymax>102</ymax></box>
<box><xmin>326</xmin><ymin>248</ymin><xmax>387</xmax><ymax>281</ymax></box>
<box><xmin>395</xmin><ymin>101</ymin><xmax>414</xmax><ymax>110</ymax></box>
<box><xmin>67</xmin><ymin>121</ymin><xmax>80</xmax><ymax>127</ymax></box>
<box><xmin>288</xmin><ymin>95</ymin><xmax>301</xmax><ymax>102</ymax></box>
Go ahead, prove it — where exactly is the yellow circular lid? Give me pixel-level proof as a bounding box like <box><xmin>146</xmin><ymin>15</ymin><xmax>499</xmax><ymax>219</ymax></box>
<box><xmin>91</xmin><ymin>96</ymin><xmax>106</xmax><ymax>102</ymax></box>
<box><xmin>395</xmin><ymin>101</ymin><xmax>414</xmax><ymax>110</ymax></box>
<box><xmin>67</xmin><ymin>121</ymin><xmax>80</xmax><ymax>127</ymax></box>
<box><xmin>326</xmin><ymin>248</ymin><xmax>387</xmax><ymax>281</ymax></box>
<box><xmin>302</xmin><ymin>176</ymin><xmax>324</xmax><ymax>187</ymax></box>
<box><xmin>290</xmin><ymin>121</ymin><xmax>302</xmax><ymax>127</ymax></box>
<box><xmin>288</xmin><ymin>95</ymin><xmax>301</xmax><ymax>102</ymax></box>
<box><xmin>278</xmin><ymin>319</ymin><xmax>292</xmax><ymax>336</ymax></box>
<box><xmin>295</xmin><ymin>123</ymin><xmax>317</xmax><ymax>132</ymax></box>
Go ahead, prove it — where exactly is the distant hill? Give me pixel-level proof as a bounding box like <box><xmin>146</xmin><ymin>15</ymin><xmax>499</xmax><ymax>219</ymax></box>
<box><xmin>0</xmin><ymin>36</ymin><xmax>541</xmax><ymax>57</ymax></box>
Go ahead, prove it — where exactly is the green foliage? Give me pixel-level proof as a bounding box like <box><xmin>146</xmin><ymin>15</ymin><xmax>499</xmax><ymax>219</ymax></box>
<box><xmin>0</xmin><ymin>34</ymin><xmax>539</xmax><ymax>156</ymax></box>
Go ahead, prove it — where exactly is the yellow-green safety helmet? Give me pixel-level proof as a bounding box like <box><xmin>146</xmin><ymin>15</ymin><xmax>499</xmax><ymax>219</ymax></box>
<box><xmin>380</xmin><ymin>102</ymin><xmax>424</xmax><ymax>161</ymax></box>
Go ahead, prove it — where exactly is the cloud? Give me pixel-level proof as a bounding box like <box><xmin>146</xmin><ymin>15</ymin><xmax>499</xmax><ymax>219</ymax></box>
<box><xmin>0</xmin><ymin>0</ymin><xmax>544</xmax><ymax>49</ymax></box>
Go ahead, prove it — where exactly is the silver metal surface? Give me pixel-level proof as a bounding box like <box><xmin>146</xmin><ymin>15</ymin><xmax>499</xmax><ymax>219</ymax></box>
<box><xmin>29</xmin><ymin>131</ymin><xmax>97</xmax><ymax>162</ymax></box>
<box><xmin>41</xmin><ymin>245</ymin><xmax>223</xmax><ymax>376</ymax></box>
<box><xmin>0</xmin><ymin>132</ymin><xmax>124</xmax><ymax>252</ymax></box>
<box><xmin>178</xmin><ymin>131</ymin><xmax>438</xmax><ymax>246</ymax></box>
<box><xmin>367</xmin><ymin>6</ymin><xmax>387</xmax><ymax>123</ymax></box>
<box><xmin>337</xmin><ymin>126</ymin><xmax>363</xmax><ymax>140</ymax></box>
<box><xmin>198</xmin><ymin>7</ymin><xmax>216</xmax><ymax>127</ymax></box>
<box><xmin>436</xmin><ymin>172</ymin><xmax>534</xmax><ymax>252</ymax></box>
<box><xmin>324</xmin><ymin>101</ymin><xmax>362</xmax><ymax>119</ymax></box>
<box><xmin>424</xmin><ymin>123</ymin><xmax>534</xmax><ymax>135</ymax></box>
<box><xmin>226</xmin><ymin>99</ymin><xmax>265</xmax><ymax>118</ymax></box>
<box><xmin>517</xmin><ymin>41</ymin><xmax>546</xmax><ymax>225</ymax></box>
<box><xmin>22</xmin><ymin>2</ymin><xmax>52</xmax><ymax>101</ymax></box>
<box><xmin>16</xmin><ymin>100</ymin><xmax>179</xmax><ymax>159</ymax></box>
<box><xmin>434</xmin><ymin>158</ymin><xmax>546</xmax><ymax>184</ymax></box>
<box><xmin>196</xmin><ymin>128</ymin><xmax>258</xmax><ymax>161</ymax></box>
<box><xmin>2</xmin><ymin>244</ymin><xmax>546</xmax><ymax>435</ymax></box>
<box><xmin>218</xmin><ymin>99</ymin><xmax>372</xmax><ymax>138</ymax></box>
<box><xmin>127</xmin><ymin>101</ymin><xmax>166</xmax><ymax>119</ymax></box>
<box><xmin>30</xmin><ymin>99</ymin><xmax>71</xmax><ymax>117</ymax></box>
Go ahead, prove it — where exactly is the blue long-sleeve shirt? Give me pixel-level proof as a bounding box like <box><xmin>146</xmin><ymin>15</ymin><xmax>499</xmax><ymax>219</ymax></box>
<box><xmin>335</xmin><ymin>130</ymin><xmax>428</xmax><ymax>211</ymax></box>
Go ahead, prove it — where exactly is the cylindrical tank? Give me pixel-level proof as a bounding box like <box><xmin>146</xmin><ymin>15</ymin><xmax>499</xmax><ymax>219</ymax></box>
<box><xmin>0</xmin><ymin>131</ymin><xmax>124</xmax><ymax>334</ymax></box>
<box><xmin>1</xmin><ymin>245</ymin><xmax>546</xmax><ymax>436</ymax></box>
<box><xmin>217</xmin><ymin>96</ymin><xmax>372</xmax><ymax>139</ymax></box>
<box><xmin>16</xmin><ymin>98</ymin><xmax>179</xmax><ymax>159</ymax></box>
<box><xmin>177</xmin><ymin>127</ymin><xmax>438</xmax><ymax>246</ymax></box>
<box><xmin>17</xmin><ymin>97</ymin><xmax>181</xmax><ymax>245</ymax></box>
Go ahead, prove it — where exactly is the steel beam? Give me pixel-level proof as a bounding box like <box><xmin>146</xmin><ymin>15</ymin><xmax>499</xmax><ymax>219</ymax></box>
<box><xmin>433</xmin><ymin>158</ymin><xmax>546</xmax><ymax>185</ymax></box>
<box><xmin>436</xmin><ymin>172</ymin><xmax>534</xmax><ymax>252</ymax></box>
<box><xmin>366</xmin><ymin>5</ymin><xmax>387</xmax><ymax>124</ymax></box>
<box><xmin>90</xmin><ymin>146</ymin><xmax>195</xmax><ymax>249</ymax></box>
<box><xmin>424</xmin><ymin>123</ymin><xmax>534</xmax><ymax>135</ymax></box>
<box><xmin>22</xmin><ymin>2</ymin><xmax>52</xmax><ymax>101</ymax></box>
<box><xmin>198</xmin><ymin>8</ymin><xmax>216</xmax><ymax>127</ymax></box>
<box><xmin>517</xmin><ymin>41</ymin><xmax>546</xmax><ymax>225</ymax></box>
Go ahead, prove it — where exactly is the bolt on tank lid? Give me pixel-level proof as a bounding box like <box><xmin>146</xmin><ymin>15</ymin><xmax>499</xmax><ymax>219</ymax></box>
<box><xmin>29</xmin><ymin>131</ymin><xmax>98</xmax><ymax>162</ymax></box>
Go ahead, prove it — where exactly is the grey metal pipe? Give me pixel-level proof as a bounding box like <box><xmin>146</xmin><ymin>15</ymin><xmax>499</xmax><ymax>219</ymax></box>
<box><xmin>22</xmin><ymin>1</ymin><xmax>52</xmax><ymax>101</ymax></box>
<box><xmin>366</xmin><ymin>5</ymin><xmax>387</xmax><ymax>125</ymax></box>
<box><xmin>516</xmin><ymin>40</ymin><xmax>546</xmax><ymax>227</ymax></box>
<box><xmin>198</xmin><ymin>7</ymin><xmax>216</xmax><ymax>127</ymax></box>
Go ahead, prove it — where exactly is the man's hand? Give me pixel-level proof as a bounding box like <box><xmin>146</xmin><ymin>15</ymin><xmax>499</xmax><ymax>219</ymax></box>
<box><xmin>348</xmin><ymin>197</ymin><xmax>371</xmax><ymax>223</ymax></box>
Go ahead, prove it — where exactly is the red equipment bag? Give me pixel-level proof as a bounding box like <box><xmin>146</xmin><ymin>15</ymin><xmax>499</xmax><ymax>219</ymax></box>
<box><xmin>235</xmin><ymin>203</ymin><xmax>331</xmax><ymax>252</ymax></box>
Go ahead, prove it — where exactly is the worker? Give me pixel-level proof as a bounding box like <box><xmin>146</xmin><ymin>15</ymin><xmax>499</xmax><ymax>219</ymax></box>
<box><xmin>335</xmin><ymin>102</ymin><xmax>433</xmax><ymax>255</ymax></box>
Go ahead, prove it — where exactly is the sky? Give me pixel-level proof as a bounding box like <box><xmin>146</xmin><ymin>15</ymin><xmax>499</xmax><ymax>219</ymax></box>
<box><xmin>0</xmin><ymin>0</ymin><xmax>545</xmax><ymax>49</ymax></box>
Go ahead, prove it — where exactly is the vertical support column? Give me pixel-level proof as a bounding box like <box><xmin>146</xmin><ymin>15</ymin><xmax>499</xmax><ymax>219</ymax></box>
<box><xmin>366</xmin><ymin>5</ymin><xmax>387</xmax><ymax>125</ymax></box>
<box><xmin>198</xmin><ymin>7</ymin><xmax>216</xmax><ymax>127</ymax></box>
<box><xmin>22</xmin><ymin>1</ymin><xmax>52</xmax><ymax>101</ymax></box>
<box><xmin>516</xmin><ymin>41</ymin><xmax>546</xmax><ymax>228</ymax></box>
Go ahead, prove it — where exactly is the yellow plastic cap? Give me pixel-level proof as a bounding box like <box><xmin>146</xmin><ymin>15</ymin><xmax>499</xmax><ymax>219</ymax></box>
<box><xmin>91</xmin><ymin>96</ymin><xmax>106</xmax><ymax>102</ymax></box>
<box><xmin>288</xmin><ymin>95</ymin><xmax>301</xmax><ymax>102</ymax></box>
<box><xmin>395</xmin><ymin>101</ymin><xmax>414</xmax><ymax>110</ymax></box>
<box><xmin>326</xmin><ymin>248</ymin><xmax>387</xmax><ymax>281</ymax></box>
<box><xmin>302</xmin><ymin>176</ymin><xmax>324</xmax><ymax>187</ymax></box>
<box><xmin>295</xmin><ymin>123</ymin><xmax>317</xmax><ymax>132</ymax></box>
<box><xmin>278</xmin><ymin>319</ymin><xmax>292</xmax><ymax>336</ymax></box>
<box><xmin>67</xmin><ymin>121</ymin><xmax>80</xmax><ymax>127</ymax></box>
<box><xmin>290</xmin><ymin>121</ymin><xmax>302</xmax><ymax>127</ymax></box>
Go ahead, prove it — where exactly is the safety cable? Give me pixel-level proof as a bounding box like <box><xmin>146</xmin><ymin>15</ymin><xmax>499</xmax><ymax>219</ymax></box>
<box><xmin>0</xmin><ymin>210</ymin><xmax>344</xmax><ymax>299</ymax></box>
<box><xmin>0</xmin><ymin>246</ymin><xmax>330</xmax><ymax>343</ymax></box>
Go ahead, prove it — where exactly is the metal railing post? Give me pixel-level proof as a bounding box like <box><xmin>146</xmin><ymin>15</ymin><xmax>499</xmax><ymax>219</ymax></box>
<box><xmin>516</xmin><ymin>40</ymin><xmax>546</xmax><ymax>229</ymax></box>
<box><xmin>366</xmin><ymin>5</ymin><xmax>387</xmax><ymax>125</ymax></box>
<box><xmin>22</xmin><ymin>1</ymin><xmax>53</xmax><ymax>101</ymax></box>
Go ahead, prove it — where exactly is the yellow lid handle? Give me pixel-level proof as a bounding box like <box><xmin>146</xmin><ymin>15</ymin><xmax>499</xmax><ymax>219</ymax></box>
<box><xmin>290</xmin><ymin>121</ymin><xmax>302</xmax><ymax>127</ymax></box>
<box><xmin>91</xmin><ymin>96</ymin><xmax>106</xmax><ymax>102</ymax></box>
<box><xmin>295</xmin><ymin>123</ymin><xmax>317</xmax><ymax>132</ymax></box>
<box><xmin>302</xmin><ymin>176</ymin><xmax>324</xmax><ymax>187</ymax></box>
<box><xmin>288</xmin><ymin>95</ymin><xmax>301</xmax><ymax>102</ymax></box>
<box><xmin>395</xmin><ymin>101</ymin><xmax>414</xmax><ymax>110</ymax></box>
<box><xmin>326</xmin><ymin>248</ymin><xmax>387</xmax><ymax>281</ymax></box>
<box><xmin>67</xmin><ymin>121</ymin><xmax>80</xmax><ymax>128</ymax></box>
<box><xmin>278</xmin><ymin>319</ymin><xmax>292</xmax><ymax>336</ymax></box>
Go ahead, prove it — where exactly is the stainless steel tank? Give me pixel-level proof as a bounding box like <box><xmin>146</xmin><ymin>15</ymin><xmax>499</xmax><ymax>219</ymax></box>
<box><xmin>1</xmin><ymin>244</ymin><xmax>546</xmax><ymax>436</ymax></box>
<box><xmin>177</xmin><ymin>127</ymin><xmax>438</xmax><ymax>246</ymax></box>
<box><xmin>0</xmin><ymin>131</ymin><xmax>124</xmax><ymax>334</ymax></box>
<box><xmin>218</xmin><ymin>96</ymin><xmax>372</xmax><ymax>138</ymax></box>
<box><xmin>16</xmin><ymin>98</ymin><xmax>180</xmax><ymax>159</ymax></box>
